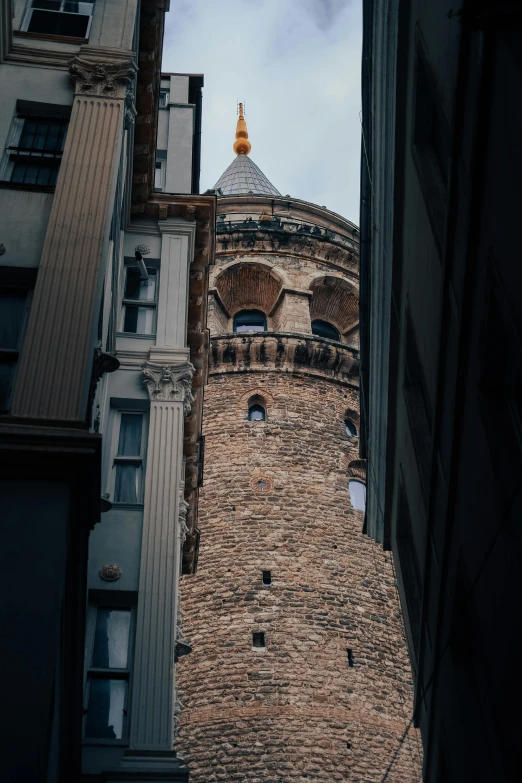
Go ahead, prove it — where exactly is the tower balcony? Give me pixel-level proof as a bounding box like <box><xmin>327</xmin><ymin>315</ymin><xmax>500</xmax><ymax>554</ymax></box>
<box><xmin>209</xmin><ymin>331</ymin><xmax>359</xmax><ymax>385</ymax></box>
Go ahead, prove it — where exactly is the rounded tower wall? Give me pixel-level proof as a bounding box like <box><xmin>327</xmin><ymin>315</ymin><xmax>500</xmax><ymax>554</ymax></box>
<box><xmin>177</xmin><ymin>193</ymin><xmax>421</xmax><ymax>781</ymax></box>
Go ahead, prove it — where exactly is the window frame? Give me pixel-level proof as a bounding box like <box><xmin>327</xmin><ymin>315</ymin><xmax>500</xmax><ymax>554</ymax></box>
<box><xmin>0</xmin><ymin>270</ymin><xmax>35</xmax><ymax>412</ymax></box>
<box><xmin>120</xmin><ymin>260</ymin><xmax>159</xmax><ymax>337</ymax></box>
<box><xmin>21</xmin><ymin>0</ymin><xmax>95</xmax><ymax>40</ymax></box>
<box><xmin>345</xmin><ymin>418</ymin><xmax>358</xmax><ymax>438</ymax></box>
<box><xmin>0</xmin><ymin>106</ymin><xmax>69</xmax><ymax>188</ymax></box>
<box><xmin>109</xmin><ymin>409</ymin><xmax>148</xmax><ymax>506</ymax></box>
<box><xmin>154</xmin><ymin>159</ymin><xmax>166</xmax><ymax>192</ymax></box>
<box><xmin>83</xmin><ymin>594</ymin><xmax>137</xmax><ymax>746</ymax></box>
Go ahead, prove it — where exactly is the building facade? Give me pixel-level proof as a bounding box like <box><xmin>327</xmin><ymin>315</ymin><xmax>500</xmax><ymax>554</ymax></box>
<box><xmin>0</xmin><ymin>3</ymin><xmax>214</xmax><ymax>781</ymax></box>
<box><xmin>176</xmin><ymin>111</ymin><xmax>422</xmax><ymax>782</ymax></box>
<box><xmin>360</xmin><ymin>1</ymin><xmax>522</xmax><ymax>780</ymax></box>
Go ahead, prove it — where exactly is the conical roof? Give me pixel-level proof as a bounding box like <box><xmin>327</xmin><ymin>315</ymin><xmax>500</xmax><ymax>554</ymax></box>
<box><xmin>214</xmin><ymin>154</ymin><xmax>281</xmax><ymax>196</ymax></box>
<box><xmin>214</xmin><ymin>103</ymin><xmax>281</xmax><ymax>197</ymax></box>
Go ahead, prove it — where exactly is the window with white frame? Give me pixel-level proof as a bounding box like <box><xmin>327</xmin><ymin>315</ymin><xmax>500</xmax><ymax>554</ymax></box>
<box><xmin>0</xmin><ymin>274</ymin><xmax>34</xmax><ymax>411</ymax></box>
<box><xmin>154</xmin><ymin>159</ymin><xmax>165</xmax><ymax>191</ymax></box>
<box><xmin>84</xmin><ymin>601</ymin><xmax>135</xmax><ymax>741</ymax></box>
<box><xmin>22</xmin><ymin>0</ymin><xmax>95</xmax><ymax>39</ymax></box>
<box><xmin>121</xmin><ymin>264</ymin><xmax>158</xmax><ymax>335</ymax></box>
<box><xmin>0</xmin><ymin>103</ymin><xmax>69</xmax><ymax>187</ymax></box>
<box><xmin>112</xmin><ymin>411</ymin><xmax>147</xmax><ymax>504</ymax></box>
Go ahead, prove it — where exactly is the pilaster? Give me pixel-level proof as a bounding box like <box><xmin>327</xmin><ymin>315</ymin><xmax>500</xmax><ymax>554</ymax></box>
<box><xmin>116</xmin><ymin>362</ymin><xmax>193</xmax><ymax>779</ymax></box>
<box><xmin>11</xmin><ymin>50</ymin><xmax>136</xmax><ymax>423</ymax></box>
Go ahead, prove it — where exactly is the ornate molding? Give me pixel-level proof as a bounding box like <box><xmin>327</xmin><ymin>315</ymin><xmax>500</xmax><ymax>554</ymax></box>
<box><xmin>69</xmin><ymin>54</ymin><xmax>137</xmax><ymax>98</ymax></box>
<box><xmin>142</xmin><ymin>362</ymin><xmax>194</xmax><ymax>413</ymax></box>
<box><xmin>99</xmin><ymin>564</ymin><xmax>122</xmax><ymax>582</ymax></box>
<box><xmin>210</xmin><ymin>333</ymin><xmax>359</xmax><ymax>385</ymax></box>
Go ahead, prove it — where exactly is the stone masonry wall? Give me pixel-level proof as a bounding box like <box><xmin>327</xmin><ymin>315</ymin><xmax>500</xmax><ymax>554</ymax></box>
<box><xmin>177</xmin><ymin>369</ymin><xmax>422</xmax><ymax>782</ymax></box>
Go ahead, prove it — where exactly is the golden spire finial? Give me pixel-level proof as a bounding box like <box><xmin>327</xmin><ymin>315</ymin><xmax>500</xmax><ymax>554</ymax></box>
<box><xmin>233</xmin><ymin>102</ymin><xmax>251</xmax><ymax>155</ymax></box>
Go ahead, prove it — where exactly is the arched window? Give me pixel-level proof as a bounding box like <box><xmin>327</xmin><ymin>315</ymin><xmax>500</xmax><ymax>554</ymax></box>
<box><xmin>311</xmin><ymin>319</ymin><xmax>340</xmax><ymax>341</ymax></box>
<box><xmin>348</xmin><ymin>479</ymin><xmax>366</xmax><ymax>512</ymax></box>
<box><xmin>345</xmin><ymin>419</ymin><xmax>357</xmax><ymax>437</ymax></box>
<box><xmin>248</xmin><ymin>403</ymin><xmax>266</xmax><ymax>421</ymax></box>
<box><xmin>233</xmin><ymin>310</ymin><xmax>267</xmax><ymax>333</ymax></box>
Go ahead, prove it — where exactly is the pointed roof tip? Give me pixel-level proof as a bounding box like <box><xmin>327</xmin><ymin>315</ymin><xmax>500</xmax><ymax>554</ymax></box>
<box><xmin>233</xmin><ymin>101</ymin><xmax>251</xmax><ymax>156</ymax></box>
<box><xmin>213</xmin><ymin>104</ymin><xmax>281</xmax><ymax>197</ymax></box>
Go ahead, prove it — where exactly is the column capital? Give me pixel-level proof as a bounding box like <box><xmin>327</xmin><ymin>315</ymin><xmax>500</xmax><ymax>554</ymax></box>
<box><xmin>68</xmin><ymin>53</ymin><xmax>137</xmax><ymax>99</ymax></box>
<box><xmin>142</xmin><ymin>362</ymin><xmax>194</xmax><ymax>414</ymax></box>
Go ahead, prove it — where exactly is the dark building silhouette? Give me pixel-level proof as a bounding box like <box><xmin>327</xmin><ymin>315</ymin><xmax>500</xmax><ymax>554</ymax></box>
<box><xmin>360</xmin><ymin>1</ymin><xmax>522</xmax><ymax>780</ymax></box>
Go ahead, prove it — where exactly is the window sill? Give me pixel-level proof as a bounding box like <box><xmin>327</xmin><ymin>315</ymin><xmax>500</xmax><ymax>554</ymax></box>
<box><xmin>14</xmin><ymin>30</ymin><xmax>88</xmax><ymax>45</ymax></box>
<box><xmin>82</xmin><ymin>738</ymin><xmax>129</xmax><ymax>747</ymax></box>
<box><xmin>110</xmin><ymin>502</ymin><xmax>144</xmax><ymax>510</ymax></box>
<box><xmin>0</xmin><ymin>180</ymin><xmax>55</xmax><ymax>193</ymax></box>
<box><xmin>116</xmin><ymin>332</ymin><xmax>156</xmax><ymax>340</ymax></box>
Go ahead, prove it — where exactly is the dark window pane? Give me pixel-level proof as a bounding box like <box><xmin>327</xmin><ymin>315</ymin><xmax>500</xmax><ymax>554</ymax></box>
<box><xmin>123</xmin><ymin>305</ymin><xmax>155</xmax><ymax>334</ymax></box>
<box><xmin>0</xmin><ymin>356</ymin><xmax>17</xmax><ymax>410</ymax></box>
<box><xmin>28</xmin><ymin>9</ymin><xmax>89</xmax><ymax>37</ymax></box>
<box><xmin>92</xmin><ymin>609</ymin><xmax>131</xmax><ymax>669</ymax></box>
<box><xmin>0</xmin><ymin>290</ymin><xmax>27</xmax><ymax>349</ymax></box>
<box><xmin>117</xmin><ymin>413</ymin><xmax>142</xmax><ymax>456</ymax></box>
<box><xmin>114</xmin><ymin>463</ymin><xmax>139</xmax><ymax>503</ymax></box>
<box><xmin>248</xmin><ymin>404</ymin><xmax>265</xmax><ymax>421</ymax></box>
<box><xmin>124</xmin><ymin>267</ymin><xmax>156</xmax><ymax>301</ymax></box>
<box><xmin>311</xmin><ymin>319</ymin><xmax>340</xmax><ymax>341</ymax></box>
<box><xmin>85</xmin><ymin>678</ymin><xmax>126</xmax><ymax>739</ymax></box>
<box><xmin>233</xmin><ymin>309</ymin><xmax>266</xmax><ymax>333</ymax></box>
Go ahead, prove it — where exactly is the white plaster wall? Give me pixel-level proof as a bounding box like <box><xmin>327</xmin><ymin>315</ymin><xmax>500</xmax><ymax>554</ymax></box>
<box><xmin>165</xmin><ymin>106</ymin><xmax>193</xmax><ymax>194</ymax></box>
<box><xmin>0</xmin><ymin>189</ymin><xmax>53</xmax><ymax>266</ymax></box>
<box><xmin>169</xmin><ymin>74</ymin><xmax>189</xmax><ymax>103</ymax></box>
<box><xmin>0</xmin><ymin>64</ymin><xmax>73</xmax><ymax>154</ymax></box>
<box><xmin>157</xmin><ymin>107</ymin><xmax>169</xmax><ymax>151</ymax></box>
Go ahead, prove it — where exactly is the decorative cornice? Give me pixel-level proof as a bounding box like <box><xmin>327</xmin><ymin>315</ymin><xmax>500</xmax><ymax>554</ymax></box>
<box><xmin>69</xmin><ymin>54</ymin><xmax>137</xmax><ymax>98</ymax></box>
<box><xmin>209</xmin><ymin>333</ymin><xmax>359</xmax><ymax>386</ymax></box>
<box><xmin>142</xmin><ymin>362</ymin><xmax>195</xmax><ymax>414</ymax></box>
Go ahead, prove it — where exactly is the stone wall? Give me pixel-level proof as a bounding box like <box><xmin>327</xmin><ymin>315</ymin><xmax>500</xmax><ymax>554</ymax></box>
<box><xmin>177</xmin><ymin>368</ymin><xmax>422</xmax><ymax>782</ymax></box>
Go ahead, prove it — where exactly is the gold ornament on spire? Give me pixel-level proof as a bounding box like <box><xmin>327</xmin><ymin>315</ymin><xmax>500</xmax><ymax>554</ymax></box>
<box><xmin>233</xmin><ymin>102</ymin><xmax>251</xmax><ymax>155</ymax></box>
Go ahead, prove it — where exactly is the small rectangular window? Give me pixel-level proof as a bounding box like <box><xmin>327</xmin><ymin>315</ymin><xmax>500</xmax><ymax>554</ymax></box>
<box><xmin>1</xmin><ymin>111</ymin><xmax>68</xmax><ymax>187</ymax></box>
<box><xmin>112</xmin><ymin>412</ymin><xmax>146</xmax><ymax>504</ymax></box>
<box><xmin>154</xmin><ymin>160</ymin><xmax>165</xmax><ymax>191</ymax></box>
<box><xmin>262</xmin><ymin>570</ymin><xmax>271</xmax><ymax>586</ymax></box>
<box><xmin>0</xmin><ymin>274</ymin><xmax>34</xmax><ymax>411</ymax></box>
<box><xmin>23</xmin><ymin>0</ymin><xmax>95</xmax><ymax>39</ymax></box>
<box><xmin>121</xmin><ymin>266</ymin><xmax>158</xmax><ymax>335</ymax></box>
<box><xmin>84</xmin><ymin>603</ymin><xmax>134</xmax><ymax>742</ymax></box>
<box><xmin>159</xmin><ymin>91</ymin><xmax>169</xmax><ymax>107</ymax></box>
<box><xmin>252</xmin><ymin>632</ymin><xmax>265</xmax><ymax>649</ymax></box>
<box><xmin>347</xmin><ymin>648</ymin><xmax>354</xmax><ymax>667</ymax></box>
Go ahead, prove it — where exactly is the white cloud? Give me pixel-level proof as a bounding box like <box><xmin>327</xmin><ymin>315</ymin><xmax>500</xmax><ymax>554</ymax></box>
<box><xmin>162</xmin><ymin>0</ymin><xmax>362</xmax><ymax>224</ymax></box>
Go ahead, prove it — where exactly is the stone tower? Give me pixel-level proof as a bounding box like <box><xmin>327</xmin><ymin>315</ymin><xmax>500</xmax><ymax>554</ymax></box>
<box><xmin>177</xmin><ymin>108</ymin><xmax>421</xmax><ymax>782</ymax></box>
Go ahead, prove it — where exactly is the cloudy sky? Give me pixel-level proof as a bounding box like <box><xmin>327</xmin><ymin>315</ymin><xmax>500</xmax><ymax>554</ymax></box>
<box><xmin>162</xmin><ymin>0</ymin><xmax>362</xmax><ymax>225</ymax></box>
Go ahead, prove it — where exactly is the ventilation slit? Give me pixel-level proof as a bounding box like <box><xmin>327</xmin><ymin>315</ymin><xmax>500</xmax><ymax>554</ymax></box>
<box><xmin>347</xmin><ymin>648</ymin><xmax>354</xmax><ymax>667</ymax></box>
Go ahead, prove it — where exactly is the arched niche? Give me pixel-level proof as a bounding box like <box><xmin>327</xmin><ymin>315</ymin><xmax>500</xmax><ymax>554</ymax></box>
<box><xmin>309</xmin><ymin>275</ymin><xmax>359</xmax><ymax>343</ymax></box>
<box><xmin>213</xmin><ymin>262</ymin><xmax>285</xmax><ymax>325</ymax></box>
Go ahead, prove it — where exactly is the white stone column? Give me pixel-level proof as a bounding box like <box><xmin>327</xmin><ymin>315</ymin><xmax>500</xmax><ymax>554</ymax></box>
<box><xmin>122</xmin><ymin>362</ymin><xmax>193</xmax><ymax>769</ymax></box>
<box><xmin>151</xmin><ymin>220</ymin><xmax>196</xmax><ymax>362</ymax></box>
<box><xmin>12</xmin><ymin>50</ymin><xmax>136</xmax><ymax>423</ymax></box>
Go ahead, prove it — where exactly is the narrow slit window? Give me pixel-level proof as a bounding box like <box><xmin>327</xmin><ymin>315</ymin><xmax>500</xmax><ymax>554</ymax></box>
<box><xmin>121</xmin><ymin>265</ymin><xmax>158</xmax><ymax>335</ymax></box>
<box><xmin>248</xmin><ymin>403</ymin><xmax>265</xmax><ymax>421</ymax></box>
<box><xmin>345</xmin><ymin>419</ymin><xmax>357</xmax><ymax>437</ymax></box>
<box><xmin>347</xmin><ymin>648</ymin><xmax>354</xmax><ymax>668</ymax></box>
<box><xmin>252</xmin><ymin>632</ymin><xmax>265</xmax><ymax>649</ymax></box>
<box><xmin>348</xmin><ymin>479</ymin><xmax>366</xmax><ymax>512</ymax></box>
<box><xmin>113</xmin><ymin>412</ymin><xmax>146</xmax><ymax>503</ymax></box>
<box><xmin>262</xmin><ymin>570</ymin><xmax>271</xmax><ymax>586</ymax></box>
